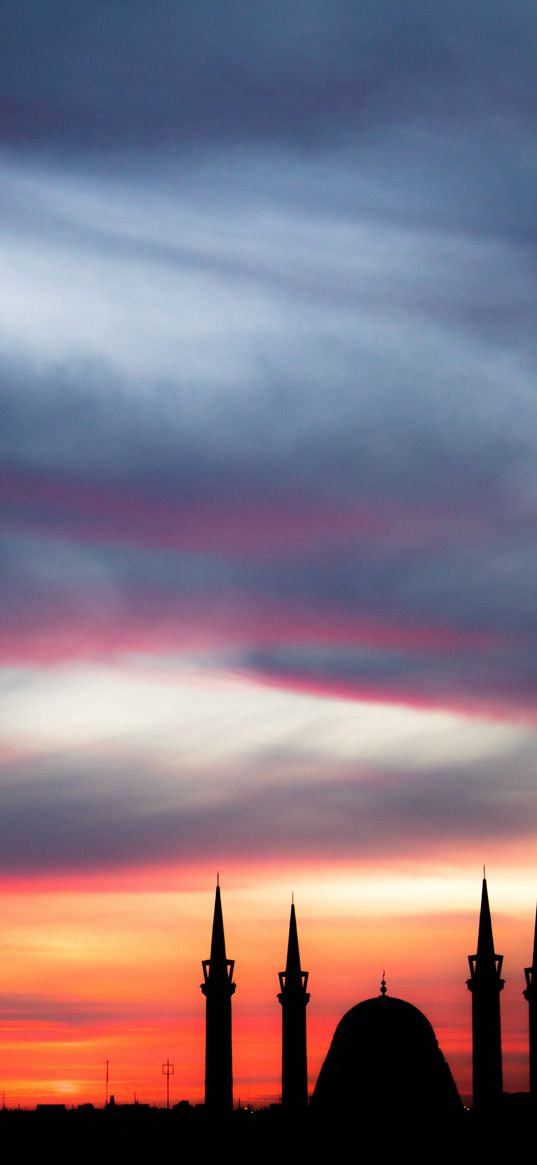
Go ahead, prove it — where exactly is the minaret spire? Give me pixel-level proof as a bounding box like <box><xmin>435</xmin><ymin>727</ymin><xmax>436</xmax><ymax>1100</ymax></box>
<box><xmin>278</xmin><ymin>901</ymin><xmax>310</xmax><ymax>1109</ymax></box>
<box><xmin>209</xmin><ymin>881</ymin><xmax>227</xmax><ymax>966</ymax></box>
<box><xmin>201</xmin><ymin>882</ymin><xmax>236</xmax><ymax>1113</ymax></box>
<box><xmin>523</xmin><ymin>903</ymin><xmax>537</xmax><ymax>1097</ymax></box>
<box><xmin>467</xmin><ymin>875</ymin><xmax>504</xmax><ymax>1110</ymax></box>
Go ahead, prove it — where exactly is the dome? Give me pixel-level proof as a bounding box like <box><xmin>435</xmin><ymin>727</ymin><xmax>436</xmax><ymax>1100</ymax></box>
<box><xmin>311</xmin><ymin>991</ymin><xmax>462</xmax><ymax>1128</ymax></box>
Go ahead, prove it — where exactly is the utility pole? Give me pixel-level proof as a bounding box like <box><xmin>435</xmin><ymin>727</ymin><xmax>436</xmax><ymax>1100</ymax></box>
<box><xmin>105</xmin><ymin>1060</ymin><xmax>110</xmax><ymax>1107</ymax></box>
<box><xmin>162</xmin><ymin>1059</ymin><xmax>175</xmax><ymax>1110</ymax></box>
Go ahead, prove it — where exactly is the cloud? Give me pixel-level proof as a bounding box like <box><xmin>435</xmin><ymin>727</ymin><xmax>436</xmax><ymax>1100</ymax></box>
<box><xmin>0</xmin><ymin>993</ymin><xmax>162</xmax><ymax>1026</ymax></box>
<box><xmin>0</xmin><ymin>731</ymin><xmax>534</xmax><ymax>875</ymax></box>
<box><xmin>1</xmin><ymin>302</ymin><xmax>536</xmax><ymax>708</ymax></box>
<box><xmin>238</xmin><ymin>638</ymin><xmax>537</xmax><ymax>715</ymax></box>
<box><xmin>0</xmin><ymin>2</ymin><xmax>536</xmax><ymax>892</ymax></box>
<box><xmin>1</xmin><ymin>517</ymin><xmax>536</xmax><ymax>715</ymax></box>
<box><xmin>2</xmin><ymin>2</ymin><xmax>537</xmax><ymax>154</ymax></box>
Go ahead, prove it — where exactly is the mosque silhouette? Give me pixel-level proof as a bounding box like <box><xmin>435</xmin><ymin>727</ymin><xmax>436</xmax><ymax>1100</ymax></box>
<box><xmin>201</xmin><ymin>874</ymin><xmax>537</xmax><ymax>1129</ymax></box>
<box><xmin>1</xmin><ymin>876</ymin><xmax>535</xmax><ymax>1162</ymax></box>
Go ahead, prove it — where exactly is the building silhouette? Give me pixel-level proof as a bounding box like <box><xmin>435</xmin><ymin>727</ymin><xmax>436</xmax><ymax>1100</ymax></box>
<box><xmin>277</xmin><ymin>901</ymin><xmax>310</xmax><ymax>1109</ymax></box>
<box><xmin>311</xmin><ymin>974</ymin><xmax>462</xmax><ymax>1130</ymax></box>
<box><xmin>523</xmin><ymin>904</ymin><xmax>537</xmax><ymax>1098</ymax></box>
<box><xmin>200</xmin><ymin>879</ymin><xmax>235</xmax><ymax>1113</ymax></box>
<box><xmin>197</xmin><ymin>875</ymin><xmax>537</xmax><ymax>1121</ymax></box>
<box><xmin>3</xmin><ymin>876</ymin><xmax>537</xmax><ymax>1162</ymax></box>
<box><xmin>467</xmin><ymin>875</ymin><xmax>504</xmax><ymax>1110</ymax></box>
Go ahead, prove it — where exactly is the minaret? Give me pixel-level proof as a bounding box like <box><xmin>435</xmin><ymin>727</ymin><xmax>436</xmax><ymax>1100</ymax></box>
<box><xmin>467</xmin><ymin>874</ymin><xmax>504</xmax><ymax>1110</ymax></box>
<box><xmin>201</xmin><ymin>879</ymin><xmax>236</xmax><ymax>1113</ymax></box>
<box><xmin>278</xmin><ymin>900</ymin><xmax>310</xmax><ymax>1109</ymax></box>
<box><xmin>523</xmin><ymin>904</ymin><xmax>537</xmax><ymax>1097</ymax></box>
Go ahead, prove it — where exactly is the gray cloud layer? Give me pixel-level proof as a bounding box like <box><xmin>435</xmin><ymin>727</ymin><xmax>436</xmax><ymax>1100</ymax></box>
<box><xmin>0</xmin><ymin>744</ymin><xmax>534</xmax><ymax>873</ymax></box>
<box><xmin>0</xmin><ymin>993</ymin><xmax>176</xmax><ymax>1025</ymax></box>
<box><xmin>3</xmin><ymin>2</ymin><xmax>537</xmax><ymax>153</ymax></box>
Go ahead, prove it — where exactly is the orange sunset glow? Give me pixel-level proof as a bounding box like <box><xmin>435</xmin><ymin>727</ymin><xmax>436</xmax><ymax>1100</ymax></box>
<box><xmin>0</xmin><ymin>845</ymin><xmax>535</xmax><ymax>1107</ymax></box>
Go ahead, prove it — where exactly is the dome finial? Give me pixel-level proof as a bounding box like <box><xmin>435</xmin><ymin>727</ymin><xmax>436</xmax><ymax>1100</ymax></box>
<box><xmin>380</xmin><ymin>970</ymin><xmax>387</xmax><ymax>996</ymax></box>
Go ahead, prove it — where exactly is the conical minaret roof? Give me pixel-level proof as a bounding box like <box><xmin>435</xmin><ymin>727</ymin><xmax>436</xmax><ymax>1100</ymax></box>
<box><xmin>209</xmin><ymin>881</ymin><xmax>227</xmax><ymax>966</ymax></box>
<box><xmin>202</xmin><ymin>878</ymin><xmax>235</xmax><ymax>991</ymax></box>
<box><xmin>283</xmin><ymin>902</ymin><xmax>303</xmax><ymax>986</ymax></box>
<box><xmin>476</xmin><ymin>876</ymin><xmax>497</xmax><ymax>967</ymax></box>
<box><xmin>467</xmin><ymin>873</ymin><xmax>504</xmax><ymax>985</ymax></box>
<box><xmin>278</xmin><ymin>899</ymin><xmax>310</xmax><ymax>997</ymax></box>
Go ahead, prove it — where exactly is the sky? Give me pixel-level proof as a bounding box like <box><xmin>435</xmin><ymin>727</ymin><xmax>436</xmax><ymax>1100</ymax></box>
<box><xmin>1</xmin><ymin>0</ymin><xmax>536</xmax><ymax>1108</ymax></box>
